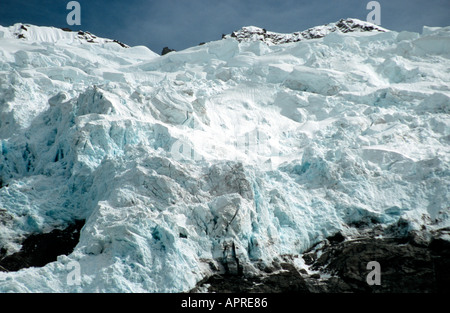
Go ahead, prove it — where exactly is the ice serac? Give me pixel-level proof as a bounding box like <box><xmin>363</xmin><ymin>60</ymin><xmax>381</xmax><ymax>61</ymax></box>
<box><xmin>0</xmin><ymin>20</ymin><xmax>449</xmax><ymax>292</ymax></box>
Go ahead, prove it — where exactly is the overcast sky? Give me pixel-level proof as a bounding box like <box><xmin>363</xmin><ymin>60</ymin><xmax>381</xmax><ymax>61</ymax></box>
<box><xmin>1</xmin><ymin>0</ymin><xmax>449</xmax><ymax>54</ymax></box>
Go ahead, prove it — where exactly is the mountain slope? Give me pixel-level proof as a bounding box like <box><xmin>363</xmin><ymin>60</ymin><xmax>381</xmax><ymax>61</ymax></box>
<box><xmin>0</xmin><ymin>20</ymin><xmax>449</xmax><ymax>292</ymax></box>
<box><xmin>0</xmin><ymin>23</ymin><xmax>130</xmax><ymax>47</ymax></box>
<box><xmin>226</xmin><ymin>18</ymin><xmax>388</xmax><ymax>45</ymax></box>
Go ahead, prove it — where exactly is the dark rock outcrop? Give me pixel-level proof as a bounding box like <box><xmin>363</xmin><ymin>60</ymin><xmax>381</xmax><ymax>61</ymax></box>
<box><xmin>0</xmin><ymin>220</ymin><xmax>85</xmax><ymax>272</ymax></box>
<box><xmin>304</xmin><ymin>234</ymin><xmax>450</xmax><ymax>293</ymax></box>
<box><xmin>192</xmin><ymin>228</ymin><xmax>450</xmax><ymax>293</ymax></box>
<box><xmin>161</xmin><ymin>47</ymin><xmax>176</xmax><ymax>55</ymax></box>
<box><xmin>191</xmin><ymin>262</ymin><xmax>310</xmax><ymax>293</ymax></box>
<box><xmin>225</xmin><ymin>18</ymin><xmax>387</xmax><ymax>45</ymax></box>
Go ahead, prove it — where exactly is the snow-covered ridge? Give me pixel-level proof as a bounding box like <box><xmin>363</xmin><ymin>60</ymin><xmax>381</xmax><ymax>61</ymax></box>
<box><xmin>226</xmin><ymin>18</ymin><xmax>388</xmax><ymax>45</ymax></box>
<box><xmin>0</xmin><ymin>23</ymin><xmax>129</xmax><ymax>47</ymax></box>
<box><xmin>0</xmin><ymin>20</ymin><xmax>449</xmax><ymax>292</ymax></box>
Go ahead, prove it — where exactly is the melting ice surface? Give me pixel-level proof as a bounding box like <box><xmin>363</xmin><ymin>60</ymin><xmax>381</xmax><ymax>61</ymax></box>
<box><xmin>0</xmin><ymin>20</ymin><xmax>449</xmax><ymax>292</ymax></box>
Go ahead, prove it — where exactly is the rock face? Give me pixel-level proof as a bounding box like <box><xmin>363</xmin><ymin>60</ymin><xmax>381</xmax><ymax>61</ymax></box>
<box><xmin>192</xmin><ymin>228</ymin><xmax>450</xmax><ymax>293</ymax></box>
<box><xmin>161</xmin><ymin>46</ymin><xmax>176</xmax><ymax>55</ymax></box>
<box><xmin>0</xmin><ymin>220</ymin><xmax>84</xmax><ymax>272</ymax></box>
<box><xmin>225</xmin><ymin>18</ymin><xmax>388</xmax><ymax>45</ymax></box>
<box><xmin>305</xmin><ymin>234</ymin><xmax>450</xmax><ymax>293</ymax></box>
<box><xmin>191</xmin><ymin>262</ymin><xmax>310</xmax><ymax>293</ymax></box>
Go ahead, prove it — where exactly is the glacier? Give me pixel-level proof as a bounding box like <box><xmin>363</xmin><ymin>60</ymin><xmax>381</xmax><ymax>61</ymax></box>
<box><xmin>0</xmin><ymin>19</ymin><xmax>449</xmax><ymax>292</ymax></box>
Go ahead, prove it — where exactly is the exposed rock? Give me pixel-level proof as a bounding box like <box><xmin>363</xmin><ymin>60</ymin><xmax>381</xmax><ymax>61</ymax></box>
<box><xmin>113</xmin><ymin>39</ymin><xmax>128</xmax><ymax>48</ymax></box>
<box><xmin>0</xmin><ymin>220</ymin><xmax>85</xmax><ymax>272</ymax></box>
<box><xmin>192</xmin><ymin>229</ymin><xmax>450</xmax><ymax>293</ymax></box>
<box><xmin>162</xmin><ymin>47</ymin><xmax>176</xmax><ymax>55</ymax></box>
<box><xmin>191</xmin><ymin>263</ymin><xmax>310</xmax><ymax>293</ymax></box>
<box><xmin>326</xmin><ymin>231</ymin><xmax>346</xmax><ymax>244</ymax></box>
<box><xmin>225</xmin><ymin>18</ymin><xmax>387</xmax><ymax>45</ymax></box>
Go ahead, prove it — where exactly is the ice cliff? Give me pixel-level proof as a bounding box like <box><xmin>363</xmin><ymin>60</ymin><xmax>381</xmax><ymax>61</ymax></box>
<box><xmin>0</xmin><ymin>19</ymin><xmax>449</xmax><ymax>292</ymax></box>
